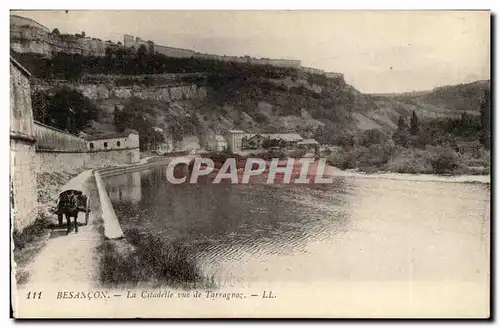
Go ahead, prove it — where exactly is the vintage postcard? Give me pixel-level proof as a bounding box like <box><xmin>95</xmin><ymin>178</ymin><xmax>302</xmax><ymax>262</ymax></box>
<box><xmin>10</xmin><ymin>10</ymin><xmax>491</xmax><ymax>318</ymax></box>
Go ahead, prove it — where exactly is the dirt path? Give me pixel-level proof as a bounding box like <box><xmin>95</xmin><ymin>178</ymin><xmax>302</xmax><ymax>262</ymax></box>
<box><xmin>14</xmin><ymin>170</ymin><xmax>104</xmax><ymax>290</ymax></box>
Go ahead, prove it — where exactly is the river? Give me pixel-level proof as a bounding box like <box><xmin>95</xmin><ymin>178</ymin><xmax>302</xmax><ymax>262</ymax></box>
<box><xmin>104</xmin><ymin>165</ymin><xmax>490</xmax><ymax>290</ymax></box>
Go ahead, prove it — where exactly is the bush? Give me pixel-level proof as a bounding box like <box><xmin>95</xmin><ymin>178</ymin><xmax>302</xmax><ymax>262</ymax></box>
<box><xmin>359</xmin><ymin>129</ymin><xmax>389</xmax><ymax>147</ymax></box>
<box><xmin>288</xmin><ymin>148</ymin><xmax>307</xmax><ymax>158</ymax></box>
<box><xmin>13</xmin><ymin>216</ymin><xmax>52</xmax><ymax>251</ymax></box>
<box><xmin>328</xmin><ymin>142</ymin><xmax>394</xmax><ymax>171</ymax></box>
<box><xmin>384</xmin><ymin>148</ymin><xmax>434</xmax><ymax>174</ymax></box>
<box><xmin>384</xmin><ymin>146</ymin><xmax>462</xmax><ymax>175</ymax></box>
<box><xmin>428</xmin><ymin>147</ymin><xmax>460</xmax><ymax>174</ymax></box>
<box><xmin>99</xmin><ymin>228</ymin><xmax>214</xmax><ymax>288</ymax></box>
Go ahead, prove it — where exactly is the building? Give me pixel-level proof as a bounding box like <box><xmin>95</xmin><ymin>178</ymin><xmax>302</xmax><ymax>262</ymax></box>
<box><xmin>242</xmin><ymin>133</ymin><xmax>304</xmax><ymax>149</ymax></box>
<box><xmin>85</xmin><ymin>132</ymin><xmax>140</xmax><ymax>164</ymax></box>
<box><xmin>208</xmin><ymin>135</ymin><xmax>228</xmax><ymax>152</ymax></box>
<box><xmin>224</xmin><ymin>130</ymin><xmax>246</xmax><ymax>153</ymax></box>
<box><xmin>86</xmin><ymin>132</ymin><xmax>138</xmax><ymax>151</ymax></box>
<box><xmin>242</xmin><ymin>134</ymin><xmax>267</xmax><ymax>149</ymax></box>
<box><xmin>297</xmin><ymin>139</ymin><xmax>319</xmax><ymax>153</ymax></box>
<box><xmin>10</xmin><ymin>56</ymin><xmax>38</xmax><ymax>231</ymax></box>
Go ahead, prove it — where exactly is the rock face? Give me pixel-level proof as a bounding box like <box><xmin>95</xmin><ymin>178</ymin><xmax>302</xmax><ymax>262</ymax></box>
<box><xmin>269</xmin><ymin>76</ymin><xmax>324</xmax><ymax>94</ymax></box>
<box><xmin>32</xmin><ymin>79</ymin><xmax>208</xmax><ymax>102</ymax></box>
<box><xmin>11</xmin><ymin>23</ymin><xmax>120</xmax><ymax>58</ymax></box>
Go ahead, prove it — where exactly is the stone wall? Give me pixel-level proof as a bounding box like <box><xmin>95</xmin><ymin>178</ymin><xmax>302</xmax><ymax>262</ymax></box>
<box><xmin>87</xmin><ymin>148</ymin><xmax>140</xmax><ymax>168</ymax></box>
<box><xmin>32</xmin><ymin>79</ymin><xmax>208</xmax><ymax>102</ymax></box>
<box><xmin>10</xmin><ymin>61</ymin><xmax>34</xmax><ymax>138</ymax></box>
<box><xmin>193</xmin><ymin>52</ymin><xmax>302</xmax><ymax>69</ymax></box>
<box><xmin>10</xmin><ymin>57</ymin><xmax>38</xmax><ymax>231</ymax></box>
<box><xmin>34</xmin><ymin>121</ymin><xmax>88</xmax><ymax>151</ymax></box>
<box><xmin>35</xmin><ymin>147</ymin><xmax>140</xmax><ymax>174</ymax></box>
<box><xmin>10</xmin><ymin>139</ymin><xmax>38</xmax><ymax>231</ymax></box>
<box><xmin>35</xmin><ymin>151</ymin><xmax>88</xmax><ymax>174</ymax></box>
<box><xmin>154</xmin><ymin>44</ymin><xmax>195</xmax><ymax>58</ymax></box>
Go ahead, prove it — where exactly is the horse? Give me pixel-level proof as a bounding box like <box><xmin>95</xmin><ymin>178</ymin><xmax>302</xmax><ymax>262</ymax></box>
<box><xmin>56</xmin><ymin>190</ymin><xmax>81</xmax><ymax>234</ymax></box>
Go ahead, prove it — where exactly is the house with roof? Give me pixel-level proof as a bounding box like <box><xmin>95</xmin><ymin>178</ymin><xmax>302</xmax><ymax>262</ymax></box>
<box><xmin>271</xmin><ymin>133</ymin><xmax>303</xmax><ymax>147</ymax></box>
<box><xmin>242</xmin><ymin>134</ymin><xmax>267</xmax><ymax>149</ymax></box>
<box><xmin>297</xmin><ymin>138</ymin><xmax>319</xmax><ymax>153</ymax></box>
<box><xmin>85</xmin><ymin>131</ymin><xmax>140</xmax><ymax>165</ymax></box>
<box><xmin>242</xmin><ymin>133</ymin><xmax>304</xmax><ymax>149</ymax></box>
<box><xmin>85</xmin><ymin>131</ymin><xmax>139</xmax><ymax>152</ymax></box>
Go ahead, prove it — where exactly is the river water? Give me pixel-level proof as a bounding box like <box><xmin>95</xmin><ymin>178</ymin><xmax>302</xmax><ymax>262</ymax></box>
<box><xmin>104</xmin><ymin>166</ymin><xmax>490</xmax><ymax>290</ymax></box>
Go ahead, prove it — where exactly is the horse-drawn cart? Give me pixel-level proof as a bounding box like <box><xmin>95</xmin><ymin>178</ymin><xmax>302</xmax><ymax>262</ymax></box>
<box><xmin>52</xmin><ymin>189</ymin><xmax>91</xmax><ymax>228</ymax></box>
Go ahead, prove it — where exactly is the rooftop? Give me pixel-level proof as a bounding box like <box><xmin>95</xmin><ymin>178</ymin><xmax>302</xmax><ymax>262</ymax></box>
<box><xmin>85</xmin><ymin>131</ymin><xmax>137</xmax><ymax>141</ymax></box>
<box><xmin>298</xmin><ymin>139</ymin><xmax>319</xmax><ymax>145</ymax></box>
<box><xmin>245</xmin><ymin>133</ymin><xmax>304</xmax><ymax>142</ymax></box>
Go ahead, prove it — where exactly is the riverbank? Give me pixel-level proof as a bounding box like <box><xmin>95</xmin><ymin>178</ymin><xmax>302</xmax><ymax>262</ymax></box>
<box><xmin>93</xmin><ymin>155</ymin><xmax>215</xmax><ymax>289</ymax></box>
<box><xmin>326</xmin><ymin>165</ymin><xmax>491</xmax><ymax>184</ymax></box>
<box><xmin>326</xmin><ymin>143</ymin><xmax>490</xmax><ymax>177</ymax></box>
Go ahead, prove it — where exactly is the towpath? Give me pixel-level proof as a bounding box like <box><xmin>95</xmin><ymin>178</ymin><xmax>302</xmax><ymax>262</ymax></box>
<box><xmin>14</xmin><ymin>169</ymin><xmax>103</xmax><ymax>292</ymax></box>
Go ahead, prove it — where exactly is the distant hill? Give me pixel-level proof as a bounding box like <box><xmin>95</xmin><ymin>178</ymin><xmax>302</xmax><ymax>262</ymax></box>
<box><xmin>356</xmin><ymin>80</ymin><xmax>490</xmax><ymax>131</ymax></box>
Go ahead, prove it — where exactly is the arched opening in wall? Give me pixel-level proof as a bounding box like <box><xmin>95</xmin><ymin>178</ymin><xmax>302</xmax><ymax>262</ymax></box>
<box><xmin>104</xmin><ymin>141</ymin><xmax>108</xmax><ymax>148</ymax></box>
<box><xmin>117</xmin><ymin>141</ymin><xmax>121</xmax><ymax>147</ymax></box>
<box><xmin>89</xmin><ymin>142</ymin><xmax>94</xmax><ymax>149</ymax></box>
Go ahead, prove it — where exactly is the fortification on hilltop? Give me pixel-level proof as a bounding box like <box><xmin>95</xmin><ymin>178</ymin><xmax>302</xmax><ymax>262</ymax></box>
<box><xmin>10</xmin><ymin>14</ymin><xmax>344</xmax><ymax>80</ymax></box>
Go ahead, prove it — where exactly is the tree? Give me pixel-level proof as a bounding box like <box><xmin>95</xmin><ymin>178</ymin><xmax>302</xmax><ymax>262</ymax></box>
<box><xmin>136</xmin><ymin>44</ymin><xmax>149</xmax><ymax>73</ymax></box>
<box><xmin>31</xmin><ymin>91</ymin><xmax>50</xmax><ymax>124</ymax></box>
<box><xmin>480</xmin><ymin>89</ymin><xmax>491</xmax><ymax>149</ymax></box>
<box><xmin>392</xmin><ymin>116</ymin><xmax>410</xmax><ymax>147</ymax></box>
<box><xmin>359</xmin><ymin>129</ymin><xmax>388</xmax><ymax>147</ymax></box>
<box><xmin>396</xmin><ymin>116</ymin><xmax>406</xmax><ymax>130</ymax></box>
<box><xmin>81</xmin><ymin>31</ymin><xmax>86</xmax><ymax>37</ymax></box>
<box><xmin>52</xmin><ymin>28</ymin><xmax>60</xmax><ymax>36</ymax></box>
<box><xmin>32</xmin><ymin>88</ymin><xmax>98</xmax><ymax>133</ymax></box>
<box><xmin>410</xmin><ymin>111</ymin><xmax>419</xmax><ymax>135</ymax></box>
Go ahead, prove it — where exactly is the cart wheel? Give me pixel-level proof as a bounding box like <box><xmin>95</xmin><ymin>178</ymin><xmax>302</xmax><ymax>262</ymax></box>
<box><xmin>85</xmin><ymin>197</ymin><xmax>91</xmax><ymax>225</ymax></box>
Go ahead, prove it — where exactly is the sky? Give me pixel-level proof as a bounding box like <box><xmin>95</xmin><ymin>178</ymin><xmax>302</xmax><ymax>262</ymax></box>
<box><xmin>12</xmin><ymin>10</ymin><xmax>490</xmax><ymax>93</ymax></box>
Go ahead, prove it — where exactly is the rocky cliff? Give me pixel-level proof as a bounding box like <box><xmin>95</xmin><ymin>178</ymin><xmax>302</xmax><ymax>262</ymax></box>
<box><xmin>11</xmin><ymin>22</ymin><xmax>120</xmax><ymax>58</ymax></box>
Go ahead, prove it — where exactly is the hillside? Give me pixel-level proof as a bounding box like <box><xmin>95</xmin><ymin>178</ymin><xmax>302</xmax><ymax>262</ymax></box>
<box><xmin>11</xmin><ymin>48</ymin><xmax>489</xmax><ymax>150</ymax></box>
<box><xmin>355</xmin><ymin>80</ymin><xmax>490</xmax><ymax>131</ymax></box>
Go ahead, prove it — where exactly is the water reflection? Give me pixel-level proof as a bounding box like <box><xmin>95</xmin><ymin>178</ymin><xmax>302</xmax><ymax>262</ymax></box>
<box><xmin>106</xmin><ymin>166</ymin><xmax>490</xmax><ymax>287</ymax></box>
<box><xmin>105</xmin><ymin>171</ymin><xmax>142</xmax><ymax>204</ymax></box>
